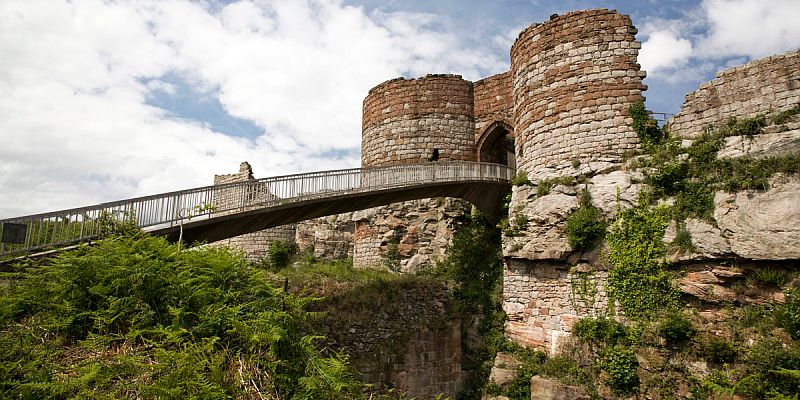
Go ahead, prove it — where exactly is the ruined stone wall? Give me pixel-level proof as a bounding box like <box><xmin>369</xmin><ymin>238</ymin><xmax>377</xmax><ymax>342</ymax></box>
<box><xmin>361</xmin><ymin>74</ymin><xmax>476</xmax><ymax>166</ymax></box>
<box><xmin>668</xmin><ymin>50</ymin><xmax>800</xmax><ymax>139</ymax></box>
<box><xmin>295</xmin><ymin>213</ymin><xmax>355</xmax><ymax>260</ymax></box>
<box><xmin>313</xmin><ymin>279</ymin><xmax>464</xmax><ymax>399</ymax></box>
<box><xmin>352</xmin><ymin>198</ymin><xmax>469</xmax><ymax>272</ymax></box>
<box><xmin>511</xmin><ymin>9</ymin><xmax>646</xmax><ymax>181</ymax></box>
<box><xmin>211</xmin><ymin>163</ymin><xmax>296</xmax><ymax>261</ymax></box>
<box><xmin>474</xmin><ymin>71</ymin><xmax>513</xmax><ymax>140</ymax></box>
<box><xmin>503</xmin><ymin>260</ymin><xmax>610</xmax><ymax>355</ymax></box>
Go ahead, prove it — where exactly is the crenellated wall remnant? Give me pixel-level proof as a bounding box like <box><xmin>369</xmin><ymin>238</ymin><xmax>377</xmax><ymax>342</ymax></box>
<box><xmin>668</xmin><ymin>50</ymin><xmax>800</xmax><ymax>139</ymax></box>
<box><xmin>210</xmin><ymin>162</ymin><xmax>296</xmax><ymax>261</ymax></box>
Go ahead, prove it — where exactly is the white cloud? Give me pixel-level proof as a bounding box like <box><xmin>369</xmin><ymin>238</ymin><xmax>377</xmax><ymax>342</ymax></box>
<box><xmin>639</xmin><ymin>0</ymin><xmax>799</xmax><ymax>83</ymax></box>
<box><xmin>0</xmin><ymin>0</ymin><xmax>506</xmax><ymax>218</ymax></box>
<box><xmin>699</xmin><ymin>0</ymin><xmax>800</xmax><ymax>59</ymax></box>
<box><xmin>639</xmin><ymin>30</ymin><xmax>694</xmax><ymax>74</ymax></box>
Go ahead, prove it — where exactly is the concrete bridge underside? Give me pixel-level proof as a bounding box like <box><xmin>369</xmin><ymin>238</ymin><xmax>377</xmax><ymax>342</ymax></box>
<box><xmin>150</xmin><ymin>180</ymin><xmax>510</xmax><ymax>245</ymax></box>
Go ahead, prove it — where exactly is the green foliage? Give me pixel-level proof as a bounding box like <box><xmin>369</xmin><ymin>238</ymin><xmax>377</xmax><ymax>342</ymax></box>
<box><xmin>771</xmin><ymin>105</ymin><xmax>800</xmax><ymax>125</ymax></box>
<box><xmin>535</xmin><ymin>175</ymin><xmax>578</xmax><ymax>197</ymax></box>
<box><xmin>701</xmin><ymin>337</ymin><xmax>738</xmax><ymax>364</ymax></box>
<box><xmin>571</xmin><ymin>158</ymin><xmax>581</xmax><ymax>169</ymax></box>
<box><xmin>569</xmin><ymin>271</ymin><xmax>599</xmax><ymax>313</ymax></box>
<box><xmin>269</xmin><ymin>239</ymin><xmax>297</xmax><ymax>269</ymax></box>
<box><xmin>751</xmin><ymin>268</ymin><xmax>789</xmax><ymax>287</ymax></box>
<box><xmin>500</xmin><ymin>212</ymin><xmax>529</xmax><ymax>238</ymax></box>
<box><xmin>629</xmin><ymin>102</ymin><xmax>665</xmax><ymax>148</ymax></box>
<box><xmin>634</xmin><ymin>109</ymin><xmax>800</xmax><ymax>223</ymax></box>
<box><xmin>670</xmin><ymin>226</ymin><xmax>695</xmax><ymax>254</ymax></box>
<box><xmin>438</xmin><ymin>214</ymin><xmax>502</xmax><ymax>316</ymax></box>
<box><xmin>600</xmin><ymin>345</ymin><xmax>640</xmax><ymax>395</ymax></box>
<box><xmin>96</xmin><ymin>210</ymin><xmax>141</xmax><ymax>237</ymax></box>
<box><xmin>719</xmin><ymin>115</ymin><xmax>768</xmax><ymax>138</ymax></box>
<box><xmin>500</xmin><ymin>349</ymin><xmax>594</xmax><ymax>400</ymax></box>
<box><xmin>778</xmin><ymin>283</ymin><xmax>800</xmax><ymax>340</ymax></box>
<box><xmin>511</xmin><ymin>171</ymin><xmax>532</xmax><ymax>186</ymax></box>
<box><xmin>606</xmin><ymin>195</ymin><xmax>679</xmax><ymax>318</ymax></box>
<box><xmin>657</xmin><ymin>312</ymin><xmax>696</xmax><ymax>344</ymax></box>
<box><xmin>383</xmin><ymin>239</ymin><xmax>401</xmax><ymax>272</ymax></box>
<box><xmin>565</xmin><ymin>202</ymin><xmax>606</xmax><ymax>252</ymax></box>
<box><xmin>733</xmin><ymin>338</ymin><xmax>800</xmax><ymax>398</ymax></box>
<box><xmin>573</xmin><ymin>316</ymin><xmax>628</xmax><ymax>346</ymax></box>
<box><xmin>437</xmin><ymin>213</ymin><xmax>504</xmax><ymax>399</ymax></box>
<box><xmin>0</xmin><ymin>234</ymin><xmax>364</xmax><ymax>399</ymax></box>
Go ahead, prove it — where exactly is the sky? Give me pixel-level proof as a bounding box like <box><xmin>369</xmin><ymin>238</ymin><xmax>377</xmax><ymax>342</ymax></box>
<box><xmin>1</xmin><ymin>0</ymin><xmax>799</xmax><ymax>218</ymax></box>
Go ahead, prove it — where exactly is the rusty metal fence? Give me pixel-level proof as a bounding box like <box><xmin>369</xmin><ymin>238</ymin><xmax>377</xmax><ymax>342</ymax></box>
<box><xmin>0</xmin><ymin>162</ymin><xmax>513</xmax><ymax>258</ymax></box>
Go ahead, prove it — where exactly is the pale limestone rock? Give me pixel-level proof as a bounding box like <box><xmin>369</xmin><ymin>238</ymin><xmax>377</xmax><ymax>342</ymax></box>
<box><xmin>714</xmin><ymin>176</ymin><xmax>800</xmax><ymax>260</ymax></box>
<box><xmin>717</xmin><ymin>129</ymin><xmax>800</xmax><ymax>159</ymax></box>
<box><xmin>504</xmin><ymin>190</ymin><xmax>577</xmax><ymax>260</ymax></box>
<box><xmin>488</xmin><ymin>352</ymin><xmax>521</xmax><ymax>387</ymax></box>
<box><xmin>530</xmin><ymin>376</ymin><xmax>590</xmax><ymax>400</ymax></box>
<box><xmin>587</xmin><ymin>170</ymin><xmax>643</xmax><ymax>217</ymax></box>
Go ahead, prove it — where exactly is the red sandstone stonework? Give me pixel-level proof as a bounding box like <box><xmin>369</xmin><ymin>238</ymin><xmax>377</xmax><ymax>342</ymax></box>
<box><xmin>511</xmin><ymin>9</ymin><xmax>646</xmax><ymax>180</ymax></box>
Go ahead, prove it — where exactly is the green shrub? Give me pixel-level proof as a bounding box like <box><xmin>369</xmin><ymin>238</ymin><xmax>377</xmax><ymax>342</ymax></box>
<box><xmin>511</xmin><ymin>171</ymin><xmax>532</xmax><ymax>186</ymax></box>
<box><xmin>383</xmin><ymin>240</ymin><xmax>401</xmax><ymax>272</ymax></box>
<box><xmin>573</xmin><ymin>317</ymin><xmax>628</xmax><ymax>346</ymax></box>
<box><xmin>658</xmin><ymin>313</ymin><xmax>696</xmax><ymax>344</ymax></box>
<box><xmin>565</xmin><ymin>191</ymin><xmax>606</xmax><ymax>252</ymax></box>
<box><xmin>606</xmin><ymin>196</ymin><xmax>678</xmax><ymax>318</ymax></box>
<box><xmin>737</xmin><ymin>338</ymin><xmax>800</xmax><ymax>398</ymax></box>
<box><xmin>268</xmin><ymin>239</ymin><xmax>296</xmax><ymax>269</ymax></box>
<box><xmin>702</xmin><ymin>337</ymin><xmax>737</xmax><ymax>364</ymax></box>
<box><xmin>670</xmin><ymin>227</ymin><xmax>695</xmax><ymax>254</ymax></box>
<box><xmin>536</xmin><ymin>176</ymin><xmax>577</xmax><ymax>197</ymax></box>
<box><xmin>778</xmin><ymin>284</ymin><xmax>800</xmax><ymax>340</ymax></box>
<box><xmin>0</xmin><ymin>234</ymin><xmax>364</xmax><ymax>399</ymax></box>
<box><xmin>601</xmin><ymin>345</ymin><xmax>640</xmax><ymax>395</ymax></box>
<box><xmin>629</xmin><ymin>102</ymin><xmax>664</xmax><ymax>148</ymax></box>
<box><xmin>751</xmin><ymin>268</ymin><xmax>789</xmax><ymax>287</ymax></box>
<box><xmin>771</xmin><ymin>105</ymin><xmax>800</xmax><ymax>125</ymax></box>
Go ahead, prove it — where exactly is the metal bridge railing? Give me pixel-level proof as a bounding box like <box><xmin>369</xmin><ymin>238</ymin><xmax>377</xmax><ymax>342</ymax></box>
<box><xmin>0</xmin><ymin>162</ymin><xmax>514</xmax><ymax>258</ymax></box>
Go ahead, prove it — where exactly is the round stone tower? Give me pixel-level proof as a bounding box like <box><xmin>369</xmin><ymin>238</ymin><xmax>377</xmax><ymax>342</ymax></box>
<box><xmin>510</xmin><ymin>9</ymin><xmax>647</xmax><ymax>180</ymax></box>
<box><xmin>355</xmin><ymin>74</ymin><xmax>475</xmax><ymax>272</ymax></box>
<box><xmin>361</xmin><ymin>74</ymin><xmax>476</xmax><ymax>166</ymax></box>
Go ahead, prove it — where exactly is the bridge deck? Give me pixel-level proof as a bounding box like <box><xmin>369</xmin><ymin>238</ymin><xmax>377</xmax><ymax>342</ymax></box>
<box><xmin>1</xmin><ymin>162</ymin><xmax>513</xmax><ymax>258</ymax></box>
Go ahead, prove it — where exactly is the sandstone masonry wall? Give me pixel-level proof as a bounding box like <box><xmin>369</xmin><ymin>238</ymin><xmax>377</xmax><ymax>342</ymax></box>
<box><xmin>211</xmin><ymin>162</ymin><xmax>296</xmax><ymax>261</ymax></box>
<box><xmin>668</xmin><ymin>50</ymin><xmax>800</xmax><ymax>139</ymax></box>
<box><xmin>361</xmin><ymin>74</ymin><xmax>476</xmax><ymax>166</ymax></box>
<box><xmin>474</xmin><ymin>71</ymin><xmax>513</xmax><ymax>140</ymax></box>
<box><xmin>503</xmin><ymin>259</ymin><xmax>610</xmax><ymax>355</ymax></box>
<box><xmin>511</xmin><ymin>9</ymin><xmax>646</xmax><ymax>180</ymax></box>
<box><xmin>352</xmin><ymin>198</ymin><xmax>469</xmax><ymax>272</ymax></box>
<box><xmin>295</xmin><ymin>213</ymin><xmax>355</xmax><ymax>260</ymax></box>
<box><xmin>314</xmin><ymin>280</ymin><xmax>464</xmax><ymax>399</ymax></box>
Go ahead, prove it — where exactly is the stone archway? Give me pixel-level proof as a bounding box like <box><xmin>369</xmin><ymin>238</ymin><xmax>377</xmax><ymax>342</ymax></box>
<box><xmin>476</xmin><ymin>121</ymin><xmax>515</xmax><ymax>168</ymax></box>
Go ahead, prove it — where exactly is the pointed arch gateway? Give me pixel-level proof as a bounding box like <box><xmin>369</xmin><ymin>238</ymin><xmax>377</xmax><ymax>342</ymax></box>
<box><xmin>476</xmin><ymin>121</ymin><xmax>516</xmax><ymax>169</ymax></box>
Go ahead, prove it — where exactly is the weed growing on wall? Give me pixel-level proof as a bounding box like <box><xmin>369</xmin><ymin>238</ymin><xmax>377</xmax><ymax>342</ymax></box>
<box><xmin>510</xmin><ymin>170</ymin><xmax>531</xmax><ymax>186</ymax></box>
<box><xmin>606</xmin><ymin>194</ymin><xmax>679</xmax><ymax>319</ymax></box>
<box><xmin>565</xmin><ymin>189</ymin><xmax>606</xmax><ymax>251</ymax></box>
<box><xmin>569</xmin><ymin>270</ymin><xmax>599</xmax><ymax>314</ymax></box>
<box><xmin>630</xmin><ymin>102</ymin><xmax>800</xmax><ymax>223</ymax></box>
<box><xmin>601</xmin><ymin>345</ymin><xmax>640</xmax><ymax>395</ymax></box>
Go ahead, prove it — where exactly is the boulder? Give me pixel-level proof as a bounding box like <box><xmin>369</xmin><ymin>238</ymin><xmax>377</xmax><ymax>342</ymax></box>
<box><xmin>714</xmin><ymin>176</ymin><xmax>800</xmax><ymax>260</ymax></box>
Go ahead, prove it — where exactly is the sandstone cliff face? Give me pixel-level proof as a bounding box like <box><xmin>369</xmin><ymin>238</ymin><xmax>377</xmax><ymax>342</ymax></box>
<box><xmin>500</xmin><ymin>49</ymin><xmax>800</xmax><ymax>359</ymax></box>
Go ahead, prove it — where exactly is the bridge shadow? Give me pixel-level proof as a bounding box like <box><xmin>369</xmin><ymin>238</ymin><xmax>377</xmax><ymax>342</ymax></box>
<box><xmin>150</xmin><ymin>180</ymin><xmax>510</xmax><ymax>245</ymax></box>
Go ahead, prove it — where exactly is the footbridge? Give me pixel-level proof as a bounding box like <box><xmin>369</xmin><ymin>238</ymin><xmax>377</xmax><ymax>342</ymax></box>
<box><xmin>0</xmin><ymin>162</ymin><xmax>513</xmax><ymax>258</ymax></box>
